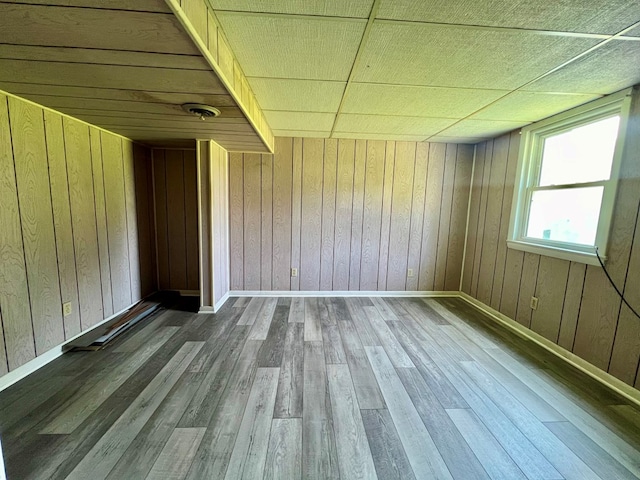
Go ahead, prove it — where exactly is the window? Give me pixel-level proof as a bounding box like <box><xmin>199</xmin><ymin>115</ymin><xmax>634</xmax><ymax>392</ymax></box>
<box><xmin>508</xmin><ymin>90</ymin><xmax>632</xmax><ymax>266</ymax></box>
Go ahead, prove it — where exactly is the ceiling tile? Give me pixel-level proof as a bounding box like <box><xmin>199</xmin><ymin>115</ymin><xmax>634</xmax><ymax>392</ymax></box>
<box><xmin>342</xmin><ymin>83</ymin><xmax>508</xmax><ymax>117</ymax></box>
<box><xmin>522</xmin><ymin>40</ymin><xmax>640</xmax><ymax>94</ymax></box>
<box><xmin>428</xmin><ymin>136</ymin><xmax>485</xmax><ymax>144</ymax></box>
<box><xmin>273</xmin><ymin>130</ymin><xmax>330</xmax><ymax>138</ymax></box>
<box><xmin>333</xmin><ymin>132</ymin><xmax>427</xmax><ymax>141</ymax></box>
<box><xmin>354</xmin><ymin>21</ymin><xmax>600</xmax><ymax>89</ymax></box>
<box><xmin>470</xmin><ymin>91</ymin><xmax>601</xmax><ymax>121</ymax></box>
<box><xmin>211</xmin><ymin>0</ymin><xmax>374</xmax><ymax>18</ymax></box>
<box><xmin>377</xmin><ymin>0</ymin><xmax>640</xmax><ymax>35</ymax></box>
<box><xmin>248</xmin><ymin>78</ymin><xmax>345</xmax><ymax>112</ymax></box>
<box><xmin>265</xmin><ymin>111</ymin><xmax>336</xmax><ymax>131</ymax></box>
<box><xmin>335</xmin><ymin>114</ymin><xmax>456</xmax><ymax>136</ymax></box>
<box><xmin>216</xmin><ymin>12</ymin><xmax>366</xmax><ymax>81</ymax></box>
<box><xmin>437</xmin><ymin>119</ymin><xmax>528</xmax><ymax>137</ymax></box>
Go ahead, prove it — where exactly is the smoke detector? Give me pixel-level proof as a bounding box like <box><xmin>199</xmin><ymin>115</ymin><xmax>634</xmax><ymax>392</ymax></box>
<box><xmin>181</xmin><ymin>103</ymin><xmax>221</xmax><ymax>121</ymax></box>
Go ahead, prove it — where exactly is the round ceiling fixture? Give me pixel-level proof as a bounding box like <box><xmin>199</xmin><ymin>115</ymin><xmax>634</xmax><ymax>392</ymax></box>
<box><xmin>181</xmin><ymin>103</ymin><xmax>221</xmax><ymax>121</ymax></box>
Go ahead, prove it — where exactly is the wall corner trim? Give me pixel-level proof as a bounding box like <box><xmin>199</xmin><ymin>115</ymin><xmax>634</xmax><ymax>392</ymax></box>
<box><xmin>459</xmin><ymin>291</ymin><xmax>640</xmax><ymax>408</ymax></box>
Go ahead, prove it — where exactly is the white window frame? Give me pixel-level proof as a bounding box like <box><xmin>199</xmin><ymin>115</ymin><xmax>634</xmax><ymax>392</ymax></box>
<box><xmin>507</xmin><ymin>89</ymin><xmax>633</xmax><ymax>266</ymax></box>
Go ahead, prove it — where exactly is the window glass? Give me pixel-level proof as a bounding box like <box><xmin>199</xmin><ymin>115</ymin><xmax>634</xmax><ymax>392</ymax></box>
<box><xmin>539</xmin><ymin>115</ymin><xmax>620</xmax><ymax>186</ymax></box>
<box><xmin>526</xmin><ymin>186</ymin><xmax>604</xmax><ymax>245</ymax></box>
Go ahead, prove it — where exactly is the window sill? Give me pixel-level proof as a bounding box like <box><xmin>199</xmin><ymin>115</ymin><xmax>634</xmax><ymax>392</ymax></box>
<box><xmin>506</xmin><ymin>240</ymin><xmax>604</xmax><ymax>266</ymax></box>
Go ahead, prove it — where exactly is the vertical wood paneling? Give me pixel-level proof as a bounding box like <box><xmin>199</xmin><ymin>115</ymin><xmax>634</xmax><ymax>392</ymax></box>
<box><xmin>198</xmin><ymin>141</ymin><xmax>212</xmax><ymax>306</ymax></box>
<box><xmin>515</xmin><ymin>252</ymin><xmax>539</xmax><ymax>328</ymax></box>
<box><xmin>300</xmin><ymin>139</ymin><xmax>324</xmax><ymax>291</ymax></box>
<box><xmin>65</xmin><ymin>117</ymin><xmax>103</xmax><ymax>329</ymax></box>
<box><xmin>434</xmin><ymin>144</ymin><xmax>456</xmax><ymax>291</ymax></box>
<box><xmin>377</xmin><ymin>141</ymin><xmax>396</xmax><ymax>290</ymax></box>
<box><xmin>9</xmin><ymin>98</ymin><xmax>64</xmax><ymax>355</ymax></box>
<box><xmin>360</xmin><ymin>140</ymin><xmax>386</xmax><ymax>290</ymax></box>
<box><xmin>490</xmin><ymin>132</ymin><xmax>520</xmax><ymax>309</ymax></box>
<box><xmin>165</xmin><ymin>150</ymin><xmax>187</xmax><ymax>291</ymax></box>
<box><xmin>89</xmin><ymin>128</ymin><xmax>113</xmax><ymax>318</ymax></box>
<box><xmin>102</xmin><ymin>132</ymin><xmax>131</xmax><ymax>312</ymax></box>
<box><xmin>272</xmin><ymin>138</ymin><xmax>292</xmax><ymax>290</ymax></box>
<box><xmin>290</xmin><ymin>138</ymin><xmax>303</xmax><ymax>291</ymax></box>
<box><xmin>461</xmin><ymin>143</ymin><xmax>485</xmax><ymax>294</ymax></box>
<box><xmin>211</xmin><ymin>143</ymin><xmax>230</xmax><ymax>303</ymax></box>
<box><xmin>183</xmin><ymin>150</ymin><xmax>199</xmax><ymax>291</ymax></box>
<box><xmin>153</xmin><ymin>151</ymin><xmax>170</xmax><ymax>290</ymax></box>
<box><xmin>333</xmin><ymin>139</ymin><xmax>355</xmax><ymax>290</ymax></box>
<box><xmin>418</xmin><ymin>143</ymin><xmax>445</xmax><ymax>290</ymax></box>
<box><xmin>122</xmin><ymin>141</ymin><xmax>141</xmax><ymax>303</ymax></box>
<box><xmin>44</xmin><ymin>111</ymin><xmax>81</xmax><ymax>339</ymax></box>
<box><xmin>244</xmin><ymin>153</ymin><xmax>262</xmax><ymax>290</ymax></box>
<box><xmin>0</xmin><ymin>309</ymin><xmax>7</xmax><ymax>375</ymax></box>
<box><xmin>445</xmin><ymin>145</ymin><xmax>473</xmax><ymax>291</ymax></box>
<box><xmin>133</xmin><ymin>144</ymin><xmax>156</xmax><ymax>297</ymax></box>
<box><xmin>229</xmin><ymin>152</ymin><xmax>244</xmax><ymax>290</ymax></box>
<box><xmin>531</xmin><ymin>257</ymin><xmax>570</xmax><ymax>342</ymax></box>
<box><xmin>557</xmin><ymin>262</ymin><xmax>586</xmax><ymax>351</ymax></box>
<box><xmin>476</xmin><ymin>135</ymin><xmax>509</xmax><ymax>304</ymax></box>
<box><xmin>320</xmin><ymin>139</ymin><xmax>338</xmax><ymax>290</ymax></box>
<box><xmin>0</xmin><ymin>95</ymin><xmax>35</xmax><ymax>369</ymax></box>
<box><xmin>386</xmin><ymin>142</ymin><xmax>415</xmax><ymax>290</ymax></box>
<box><xmin>349</xmin><ymin>140</ymin><xmax>367</xmax><ymax>291</ymax></box>
<box><xmin>470</xmin><ymin>141</ymin><xmax>493</xmax><ymax>297</ymax></box>
<box><xmin>405</xmin><ymin>143</ymin><xmax>429</xmax><ymax>291</ymax></box>
<box><xmin>261</xmin><ymin>154</ymin><xmax>273</xmax><ymax>290</ymax></box>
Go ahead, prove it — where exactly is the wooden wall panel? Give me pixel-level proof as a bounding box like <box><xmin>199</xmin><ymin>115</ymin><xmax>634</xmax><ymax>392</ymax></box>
<box><xmin>123</xmin><ymin>141</ymin><xmax>141</xmax><ymax>303</ymax></box>
<box><xmin>197</xmin><ymin>141</ymin><xmax>212</xmax><ymax>307</ymax></box>
<box><xmin>434</xmin><ymin>144</ymin><xmax>455</xmax><ymax>291</ymax></box>
<box><xmin>272</xmin><ymin>138</ymin><xmax>293</xmax><ymax>290</ymax></box>
<box><xmin>133</xmin><ymin>144</ymin><xmax>157</xmax><ymax>298</ymax></box>
<box><xmin>0</xmin><ymin>92</ymin><xmax>155</xmax><ymax>377</ymax></box>
<box><xmin>9</xmin><ymin>98</ymin><xmax>64</xmax><ymax>355</ymax></box>
<box><xmin>229</xmin><ymin>137</ymin><xmax>473</xmax><ymax>293</ymax></box>
<box><xmin>65</xmin><ymin>117</ymin><xmax>103</xmax><ymax>329</ymax></box>
<box><xmin>151</xmin><ymin>148</ymin><xmax>200</xmax><ymax>293</ymax></box>
<box><xmin>89</xmin><ymin>127</ymin><xmax>113</xmax><ymax>318</ymax></box>
<box><xmin>212</xmin><ymin>142</ymin><xmax>230</xmax><ymax>304</ymax></box>
<box><xmin>0</xmin><ymin>95</ymin><xmax>35</xmax><ymax>370</ymax></box>
<box><xmin>101</xmin><ymin>133</ymin><xmax>131</xmax><ymax>312</ymax></box>
<box><xmin>44</xmin><ymin>111</ymin><xmax>81</xmax><ymax>339</ymax></box>
<box><xmin>463</xmin><ymin>87</ymin><xmax>640</xmax><ymax>389</ymax></box>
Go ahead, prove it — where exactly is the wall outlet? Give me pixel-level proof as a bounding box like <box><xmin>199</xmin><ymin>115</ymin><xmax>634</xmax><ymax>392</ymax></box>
<box><xmin>291</xmin><ymin>267</ymin><xmax>298</xmax><ymax>277</ymax></box>
<box><xmin>63</xmin><ymin>302</ymin><xmax>72</xmax><ymax>317</ymax></box>
<box><xmin>530</xmin><ymin>296</ymin><xmax>539</xmax><ymax>310</ymax></box>
<box><xmin>407</xmin><ymin>268</ymin><xmax>414</xmax><ymax>278</ymax></box>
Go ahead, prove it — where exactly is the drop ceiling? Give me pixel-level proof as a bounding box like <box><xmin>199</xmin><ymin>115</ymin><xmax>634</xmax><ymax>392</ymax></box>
<box><xmin>210</xmin><ymin>0</ymin><xmax>640</xmax><ymax>143</ymax></box>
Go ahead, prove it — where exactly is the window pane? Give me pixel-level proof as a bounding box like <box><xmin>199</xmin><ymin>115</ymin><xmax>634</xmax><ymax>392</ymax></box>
<box><xmin>526</xmin><ymin>187</ymin><xmax>603</xmax><ymax>245</ymax></box>
<box><xmin>539</xmin><ymin>115</ymin><xmax>620</xmax><ymax>186</ymax></box>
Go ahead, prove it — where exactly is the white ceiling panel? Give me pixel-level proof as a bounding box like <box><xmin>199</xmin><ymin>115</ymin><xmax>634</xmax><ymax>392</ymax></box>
<box><xmin>377</xmin><ymin>0</ymin><xmax>640</xmax><ymax>35</ymax></box>
<box><xmin>273</xmin><ymin>130</ymin><xmax>330</xmax><ymax>138</ymax></box>
<box><xmin>354</xmin><ymin>21</ymin><xmax>600</xmax><ymax>89</ymax></box>
<box><xmin>248</xmin><ymin>78</ymin><xmax>345</xmax><ymax>112</ymax></box>
<box><xmin>342</xmin><ymin>83</ymin><xmax>507</xmax><ymax>118</ymax></box>
<box><xmin>211</xmin><ymin>0</ymin><xmax>374</xmax><ymax>18</ymax></box>
<box><xmin>437</xmin><ymin>119</ymin><xmax>528</xmax><ymax>137</ymax></box>
<box><xmin>522</xmin><ymin>40</ymin><xmax>640</xmax><ymax>94</ymax></box>
<box><xmin>265</xmin><ymin>111</ymin><xmax>336</xmax><ymax>131</ymax></box>
<box><xmin>215</xmin><ymin>12</ymin><xmax>366</xmax><ymax>81</ymax></box>
<box><xmin>333</xmin><ymin>132</ymin><xmax>427</xmax><ymax>141</ymax></box>
<box><xmin>335</xmin><ymin>114</ymin><xmax>456</xmax><ymax>136</ymax></box>
<box><xmin>470</xmin><ymin>91</ymin><xmax>601</xmax><ymax>121</ymax></box>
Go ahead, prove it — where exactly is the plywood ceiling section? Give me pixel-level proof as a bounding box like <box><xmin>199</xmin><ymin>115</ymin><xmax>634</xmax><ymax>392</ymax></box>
<box><xmin>211</xmin><ymin>0</ymin><xmax>640</xmax><ymax>143</ymax></box>
<box><xmin>0</xmin><ymin>0</ymin><xmax>273</xmax><ymax>151</ymax></box>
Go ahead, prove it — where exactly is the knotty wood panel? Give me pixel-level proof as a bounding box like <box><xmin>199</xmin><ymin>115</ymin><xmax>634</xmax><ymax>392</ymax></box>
<box><xmin>44</xmin><ymin>110</ymin><xmax>81</xmax><ymax>339</ymax></box>
<box><xmin>89</xmin><ymin>127</ymin><xmax>114</xmax><ymax>318</ymax></box>
<box><xmin>463</xmin><ymin>88</ymin><xmax>640</xmax><ymax>389</ymax></box>
<box><xmin>9</xmin><ymin>97</ymin><xmax>65</xmax><ymax>355</ymax></box>
<box><xmin>0</xmin><ymin>91</ymin><xmax>155</xmax><ymax>377</ymax></box>
<box><xmin>64</xmin><ymin>117</ymin><xmax>103</xmax><ymax>329</ymax></box>
<box><xmin>0</xmin><ymin>95</ymin><xmax>35</xmax><ymax>370</ymax></box>
<box><xmin>229</xmin><ymin>136</ymin><xmax>473</xmax><ymax>292</ymax></box>
<box><xmin>151</xmin><ymin>148</ymin><xmax>199</xmax><ymax>292</ymax></box>
<box><xmin>102</xmin><ymin>133</ymin><xmax>131</xmax><ymax>312</ymax></box>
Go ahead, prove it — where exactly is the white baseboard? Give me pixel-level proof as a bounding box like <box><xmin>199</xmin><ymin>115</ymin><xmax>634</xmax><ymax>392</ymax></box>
<box><xmin>199</xmin><ymin>291</ymin><xmax>231</xmax><ymax>314</ymax></box>
<box><xmin>228</xmin><ymin>290</ymin><xmax>456</xmax><ymax>298</ymax></box>
<box><xmin>0</xmin><ymin>300</ymin><xmax>142</xmax><ymax>393</ymax></box>
<box><xmin>459</xmin><ymin>291</ymin><xmax>640</xmax><ymax>408</ymax></box>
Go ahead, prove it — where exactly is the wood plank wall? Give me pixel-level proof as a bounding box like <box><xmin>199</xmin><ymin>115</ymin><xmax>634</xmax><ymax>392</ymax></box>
<box><xmin>0</xmin><ymin>92</ymin><xmax>156</xmax><ymax>375</ymax></box>
<box><xmin>229</xmin><ymin>137</ymin><xmax>473</xmax><ymax>292</ymax></box>
<box><xmin>152</xmin><ymin>148</ymin><xmax>199</xmax><ymax>292</ymax></box>
<box><xmin>210</xmin><ymin>142</ymin><xmax>230</xmax><ymax>305</ymax></box>
<box><xmin>462</xmin><ymin>87</ymin><xmax>640</xmax><ymax>389</ymax></box>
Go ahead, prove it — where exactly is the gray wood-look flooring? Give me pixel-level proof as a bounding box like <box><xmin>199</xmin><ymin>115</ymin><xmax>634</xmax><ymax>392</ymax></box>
<box><xmin>1</xmin><ymin>296</ymin><xmax>640</xmax><ymax>480</ymax></box>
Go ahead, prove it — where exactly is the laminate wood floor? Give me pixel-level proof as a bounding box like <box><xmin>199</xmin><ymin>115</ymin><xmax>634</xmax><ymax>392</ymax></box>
<box><xmin>2</xmin><ymin>296</ymin><xmax>640</xmax><ymax>479</ymax></box>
